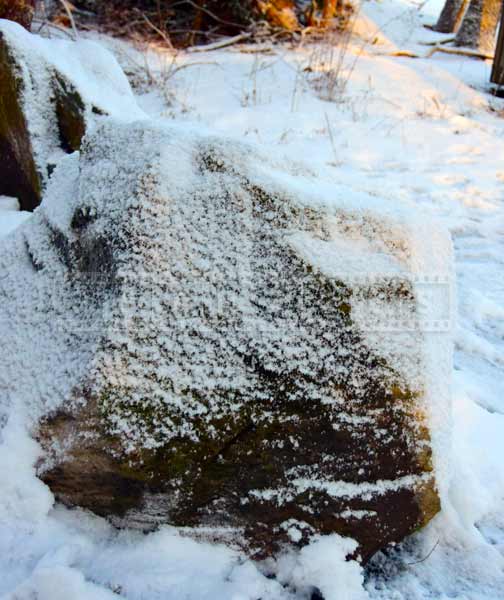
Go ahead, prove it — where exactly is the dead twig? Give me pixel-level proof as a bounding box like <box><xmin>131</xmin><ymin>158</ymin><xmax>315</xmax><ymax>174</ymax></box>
<box><xmin>383</xmin><ymin>50</ymin><xmax>422</xmax><ymax>58</ymax></box>
<box><xmin>136</xmin><ymin>9</ymin><xmax>174</xmax><ymax>50</ymax></box>
<box><xmin>419</xmin><ymin>37</ymin><xmax>455</xmax><ymax>46</ymax></box>
<box><xmin>167</xmin><ymin>60</ymin><xmax>220</xmax><ymax>78</ymax></box>
<box><xmin>405</xmin><ymin>539</ymin><xmax>439</xmax><ymax>566</ymax></box>
<box><xmin>32</xmin><ymin>18</ymin><xmax>75</xmax><ymax>39</ymax></box>
<box><xmin>324</xmin><ymin>112</ymin><xmax>341</xmax><ymax>165</ymax></box>
<box><xmin>378</xmin><ymin>45</ymin><xmax>493</xmax><ymax>60</ymax></box>
<box><xmin>187</xmin><ymin>32</ymin><xmax>252</xmax><ymax>53</ymax></box>
<box><xmin>425</xmin><ymin>45</ymin><xmax>493</xmax><ymax>60</ymax></box>
<box><xmin>58</xmin><ymin>0</ymin><xmax>78</xmax><ymax>39</ymax></box>
<box><xmin>235</xmin><ymin>46</ymin><xmax>276</xmax><ymax>55</ymax></box>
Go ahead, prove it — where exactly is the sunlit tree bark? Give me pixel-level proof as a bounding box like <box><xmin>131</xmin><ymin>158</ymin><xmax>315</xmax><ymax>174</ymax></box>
<box><xmin>455</xmin><ymin>0</ymin><xmax>502</xmax><ymax>54</ymax></box>
<box><xmin>434</xmin><ymin>0</ymin><xmax>470</xmax><ymax>32</ymax></box>
<box><xmin>491</xmin><ymin>2</ymin><xmax>504</xmax><ymax>83</ymax></box>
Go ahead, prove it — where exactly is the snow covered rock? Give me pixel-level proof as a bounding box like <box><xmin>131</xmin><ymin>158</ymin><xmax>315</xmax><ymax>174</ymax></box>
<box><xmin>0</xmin><ymin>119</ymin><xmax>453</xmax><ymax>562</ymax></box>
<box><xmin>0</xmin><ymin>20</ymin><xmax>143</xmax><ymax>211</ymax></box>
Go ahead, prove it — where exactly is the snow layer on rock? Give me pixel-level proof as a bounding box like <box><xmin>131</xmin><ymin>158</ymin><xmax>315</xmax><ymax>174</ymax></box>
<box><xmin>0</xmin><ymin>152</ymin><xmax>104</xmax><ymax>428</ymax></box>
<box><xmin>22</xmin><ymin>120</ymin><xmax>450</xmax><ymax>458</ymax></box>
<box><xmin>195</xmin><ymin>134</ymin><xmax>454</xmax><ymax>505</ymax></box>
<box><xmin>0</xmin><ymin>116</ymin><xmax>452</xmax><ymax>552</ymax></box>
<box><xmin>0</xmin><ymin>19</ymin><xmax>145</xmax><ymax>183</ymax></box>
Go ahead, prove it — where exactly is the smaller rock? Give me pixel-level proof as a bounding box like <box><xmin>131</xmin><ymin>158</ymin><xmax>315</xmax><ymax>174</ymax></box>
<box><xmin>0</xmin><ymin>20</ymin><xmax>143</xmax><ymax>211</ymax></box>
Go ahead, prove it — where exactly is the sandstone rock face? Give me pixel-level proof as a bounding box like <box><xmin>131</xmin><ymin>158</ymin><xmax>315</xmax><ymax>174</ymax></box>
<box><xmin>0</xmin><ymin>28</ymin><xmax>41</xmax><ymax>211</ymax></box>
<box><xmin>0</xmin><ymin>120</ymin><xmax>453</xmax><ymax>562</ymax></box>
<box><xmin>0</xmin><ymin>20</ymin><xmax>143</xmax><ymax>210</ymax></box>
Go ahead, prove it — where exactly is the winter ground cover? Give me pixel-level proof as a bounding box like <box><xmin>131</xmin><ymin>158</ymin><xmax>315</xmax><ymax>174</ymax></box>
<box><xmin>1</xmin><ymin>0</ymin><xmax>504</xmax><ymax>598</ymax></box>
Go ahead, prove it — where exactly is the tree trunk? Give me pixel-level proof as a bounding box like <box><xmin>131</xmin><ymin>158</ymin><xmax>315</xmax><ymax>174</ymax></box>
<box><xmin>491</xmin><ymin>2</ymin><xmax>504</xmax><ymax>83</ymax></box>
<box><xmin>0</xmin><ymin>0</ymin><xmax>35</xmax><ymax>30</ymax></box>
<box><xmin>434</xmin><ymin>0</ymin><xmax>470</xmax><ymax>32</ymax></box>
<box><xmin>455</xmin><ymin>0</ymin><xmax>502</xmax><ymax>54</ymax></box>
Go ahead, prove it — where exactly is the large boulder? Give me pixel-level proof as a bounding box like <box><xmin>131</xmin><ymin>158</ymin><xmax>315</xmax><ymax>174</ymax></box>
<box><xmin>0</xmin><ymin>120</ymin><xmax>453</xmax><ymax>562</ymax></box>
<box><xmin>0</xmin><ymin>20</ymin><xmax>144</xmax><ymax>211</ymax></box>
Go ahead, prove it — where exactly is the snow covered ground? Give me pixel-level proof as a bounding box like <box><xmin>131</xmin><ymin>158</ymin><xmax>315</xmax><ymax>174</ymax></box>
<box><xmin>1</xmin><ymin>0</ymin><xmax>504</xmax><ymax>598</ymax></box>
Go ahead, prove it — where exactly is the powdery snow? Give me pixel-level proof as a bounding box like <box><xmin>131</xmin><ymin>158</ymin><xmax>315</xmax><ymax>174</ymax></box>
<box><xmin>2</xmin><ymin>113</ymin><xmax>448</xmax><ymax>550</ymax></box>
<box><xmin>0</xmin><ymin>0</ymin><xmax>503</xmax><ymax>598</ymax></box>
<box><xmin>0</xmin><ymin>196</ymin><xmax>31</xmax><ymax>237</ymax></box>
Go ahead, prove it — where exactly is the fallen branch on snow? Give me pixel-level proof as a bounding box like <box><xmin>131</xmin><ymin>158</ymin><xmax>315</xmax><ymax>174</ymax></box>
<box><xmin>186</xmin><ymin>32</ymin><xmax>252</xmax><ymax>53</ymax></box>
<box><xmin>58</xmin><ymin>0</ymin><xmax>78</xmax><ymax>39</ymax></box>
<box><xmin>419</xmin><ymin>37</ymin><xmax>455</xmax><ymax>46</ymax></box>
<box><xmin>425</xmin><ymin>45</ymin><xmax>493</xmax><ymax>60</ymax></box>
<box><xmin>379</xmin><ymin>45</ymin><xmax>493</xmax><ymax>60</ymax></box>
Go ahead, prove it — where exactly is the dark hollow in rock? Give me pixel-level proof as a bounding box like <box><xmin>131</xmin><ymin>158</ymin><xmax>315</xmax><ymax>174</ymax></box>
<box><xmin>54</xmin><ymin>74</ymin><xmax>87</xmax><ymax>154</ymax></box>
